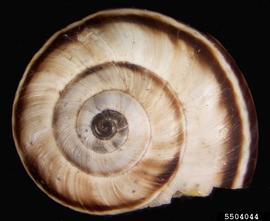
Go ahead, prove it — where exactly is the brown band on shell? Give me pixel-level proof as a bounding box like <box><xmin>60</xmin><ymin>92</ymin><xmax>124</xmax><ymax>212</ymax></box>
<box><xmin>154</xmin><ymin>151</ymin><xmax>180</xmax><ymax>186</ymax></box>
<box><xmin>205</xmin><ymin>34</ymin><xmax>258</xmax><ymax>187</ymax></box>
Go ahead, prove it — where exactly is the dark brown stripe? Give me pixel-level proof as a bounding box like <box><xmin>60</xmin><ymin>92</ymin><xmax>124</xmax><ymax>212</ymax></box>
<box><xmin>13</xmin><ymin>94</ymin><xmax>24</xmax><ymax>149</ymax></box>
<box><xmin>155</xmin><ymin>151</ymin><xmax>179</xmax><ymax>185</ymax></box>
<box><xmin>205</xmin><ymin>34</ymin><xmax>258</xmax><ymax>187</ymax></box>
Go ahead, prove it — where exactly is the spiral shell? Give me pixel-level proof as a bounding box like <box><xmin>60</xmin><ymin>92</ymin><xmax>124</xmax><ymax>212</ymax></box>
<box><xmin>12</xmin><ymin>9</ymin><xmax>258</xmax><ymax>215</ymax></box>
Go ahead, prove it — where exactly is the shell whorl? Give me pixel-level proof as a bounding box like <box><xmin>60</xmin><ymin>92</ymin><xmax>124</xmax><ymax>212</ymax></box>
<box><xmin>52</xmin><ymin>61</ymin><xmax>184</xmax><ymax>179</ymax></box>
<box><xmin>12</xmin><ymin>9</ymin><xmax>258</xmax><ymax>215</ymax></box>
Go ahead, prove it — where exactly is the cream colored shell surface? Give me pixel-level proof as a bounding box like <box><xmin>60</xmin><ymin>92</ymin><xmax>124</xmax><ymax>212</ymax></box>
<box><xmin>12</xmin><ymin>9</ymin><xmax>258</xmax><ymax>215</ymax></box>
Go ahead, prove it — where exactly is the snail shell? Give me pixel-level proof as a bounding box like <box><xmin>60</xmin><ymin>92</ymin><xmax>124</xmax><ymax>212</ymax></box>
<box><xmin>12</xmin><ymin>9</ymin><xmax>258</xmax><ymax>215</ymax></box>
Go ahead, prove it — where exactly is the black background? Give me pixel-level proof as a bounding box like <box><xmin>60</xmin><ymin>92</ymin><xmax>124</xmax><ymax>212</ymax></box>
<box><xmin>2</xmin><ymin>0</ymin><xmax>270</xmax><ymax>220</ymax></box>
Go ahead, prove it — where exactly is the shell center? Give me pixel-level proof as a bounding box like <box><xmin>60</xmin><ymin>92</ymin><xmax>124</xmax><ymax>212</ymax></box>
<box><xmin>91</xmin><ymin>109</ymin><xmax>127</xmax><ymax>140</ymax></box>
